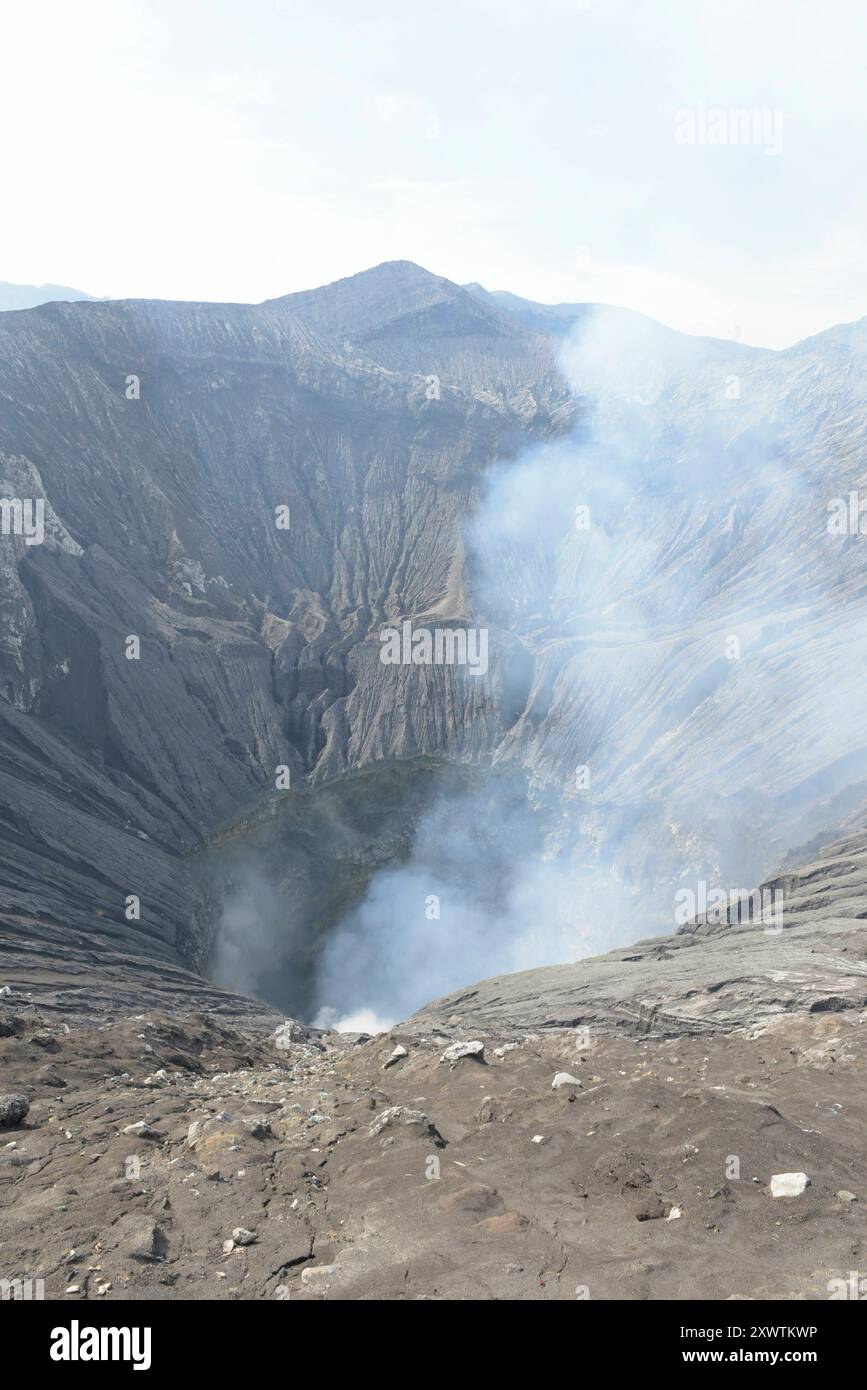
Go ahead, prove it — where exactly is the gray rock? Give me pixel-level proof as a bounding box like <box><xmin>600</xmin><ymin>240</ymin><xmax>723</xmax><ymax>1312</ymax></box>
<box><xmin>440</xmin><ymin>1041</ymin><xmax>485</xmax><ymax>1066</ymax></box>
<box><xmin>383</xmin><ymin>1044</ymin><xmax>408</xmax><ymax>1069</ymax></box>
<box><xmin>0</xmin><ymin>1093</ymin><xmax>29</xmax><ymax>1127</ymax></box>
<box><xmin>368</xmin><ymin>1105</ymin><xmax>443</xmax><ymax>1146</ymax></box>
<box><xmin>274</xmin><ymin>1020</ymin><xmax>309</xmax><ymax>1050</ymax></box>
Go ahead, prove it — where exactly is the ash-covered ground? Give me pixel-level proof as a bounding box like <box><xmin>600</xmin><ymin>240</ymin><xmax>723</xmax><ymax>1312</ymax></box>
<box><xmin>1</xmin><ymin>997</ymin><xmax>863</xmax><ymax>1302</ymax></box>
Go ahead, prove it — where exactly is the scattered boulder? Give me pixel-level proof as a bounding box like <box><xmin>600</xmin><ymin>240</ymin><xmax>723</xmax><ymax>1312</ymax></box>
<box><xmin>383</xmin><ymin>1044</ymin><xmax>408</xmax><ymax>1069</ymax></box>
<box><xmin>836</xmin><ymin>1190</ymin><xmax>857</xmax><ymax>1202</ymax></box>
<box><xmin>552</xmin><ymin>1072</ymin><xmax>583</xmax><ymax>1091</ymax></box>
<box><xmin>440</xmin><ymin>1040</ymin><xmax>485</xmax><ymax>1066</ymax></box>
<box><xmin>122</xmin><ymin>1121</ymin><xmax>162</xmax><ymax>1140</ymax></box>
<box><xmin>273</xmin><ymin>1020</ymin><xmax>309</xmax><ymax>1050</ymax></box>
<box><xmin>0</xmin><ymin>1094</ymin><xmax>29</xmax><ymax>1128</ymax></box>
<box><xmin>185</xmin><ymin>1115</ymin><xmax>247</xmax><ymax>1154</ymax></box>
<box><xmin>232</xmin><ymin>1227</ymin><xmax>258</xmax><ymax>1246</ymax></box>
<box><xmin>769</xmin><ymin>1172</ymin><xmax>811</xmax><ymax>1198</ymax></box>
<box><xmin>368</xmin><ymin>1105</ymin><xmax>444</xmax><ymax>1146</ymax></box>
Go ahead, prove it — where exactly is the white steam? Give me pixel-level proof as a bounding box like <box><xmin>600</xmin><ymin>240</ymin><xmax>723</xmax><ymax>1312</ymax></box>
<box><xmin>309</xmin><ymin>305</ymin><xmax>867</xmax><ymax>1026</ymax></box>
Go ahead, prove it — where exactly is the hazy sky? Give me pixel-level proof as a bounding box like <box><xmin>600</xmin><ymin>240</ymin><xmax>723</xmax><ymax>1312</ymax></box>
<box><xmin>1</xmin><ymin>0</ymin><xmax>865</xmax><ymax>346</ymax></box>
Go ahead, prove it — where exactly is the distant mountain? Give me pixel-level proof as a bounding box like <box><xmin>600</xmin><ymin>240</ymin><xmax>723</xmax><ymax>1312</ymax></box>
<box><xmin>463</xmin><ymin>280</ymin><xmax>762</xmax><ymax>358</ymax></box>
<box><xmin>0</xmin><ymin>280</ymin><xmax>96</xmax><ymax>312</ymax></box>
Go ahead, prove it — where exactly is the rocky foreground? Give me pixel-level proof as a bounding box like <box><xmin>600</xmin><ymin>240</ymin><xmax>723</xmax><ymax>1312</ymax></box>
<box><xmin>1</xmin><ymin>990</ymin><xmax>863</xmax><ymax>1301</ymax></box>
<box><xmin>1</xmin><ymin>821</ymin><xmax>865</xmax><ymax>1301</ymax></box>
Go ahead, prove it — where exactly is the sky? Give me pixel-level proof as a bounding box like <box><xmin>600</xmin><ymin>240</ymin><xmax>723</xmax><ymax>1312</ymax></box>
<box><xmin>1</xmin><ymin>0</ymin><xmax>866</xmax><ymax>347</ymax></box>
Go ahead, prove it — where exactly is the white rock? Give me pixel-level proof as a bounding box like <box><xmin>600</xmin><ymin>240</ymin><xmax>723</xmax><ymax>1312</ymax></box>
<box><xmin>531</xmin><ymin>1135</ymin><xmax>546</xmax><ymax>1144</ymax></box>
<box><xmin>552</xmin><ymin>1072</ymin><xmax>583</xmax><ymax>1090</ymax></box>
<box><xmin>383</xmin><ymin>1044</ymin><xmax>408</xmax><ymax>1070</ymax></box>
<box><xmin>493</xmin><ymin>1043</ymin><xmax>520</xmax><ymax>1058</ymax></box>
<box><xmin>440</xmin><ymin>1040</ymin><xmax>484</xmax><ymax>1065</ymax></box>
<box><xmin>232</xmin><ymin>1227</ymin><xmax>258</xmax><ymax>1246</ymax></box>
<box><xmin>122</xmin><ymin>1121</ymin><xmax>161</xmax><ymax>1140</ymax></box>
<box><xmin>301</xmin><ymin>1264</ymin><xmax>335</xmax><ymax>1285</ymax></box>
<box><xmin>769</xmin><ymin>1172</ymin><xmax>811</xmax><ymax>1198</ymax></box>
<box><xmin>667</xmin><ymin>1205</ymin><xmax>683</xmax><ymax>1220</ymax></box>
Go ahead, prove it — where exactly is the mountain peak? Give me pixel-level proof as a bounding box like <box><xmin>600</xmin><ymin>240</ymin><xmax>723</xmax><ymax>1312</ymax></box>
<box><xmin>262</xmin><ymin>260</ymin><xmax>523</xmax><ymax>363</ymax></box>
